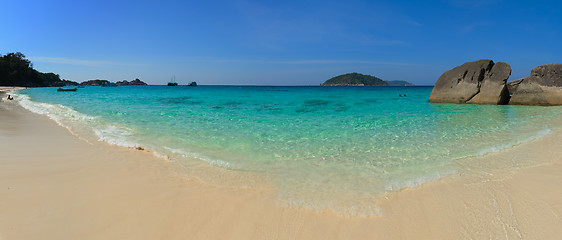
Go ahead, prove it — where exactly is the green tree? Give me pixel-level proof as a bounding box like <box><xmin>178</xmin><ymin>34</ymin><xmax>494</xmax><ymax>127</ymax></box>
<box><xmin>0</xmin><ymin>52</ymin><xmax>78</xmax><ymax>87</ymax></box>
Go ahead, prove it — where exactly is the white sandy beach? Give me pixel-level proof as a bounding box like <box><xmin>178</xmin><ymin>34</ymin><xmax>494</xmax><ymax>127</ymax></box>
<box><xmin>1</xmin><ymin>86</ymin><xmax>562</xmax><ymax>239</ymax></box>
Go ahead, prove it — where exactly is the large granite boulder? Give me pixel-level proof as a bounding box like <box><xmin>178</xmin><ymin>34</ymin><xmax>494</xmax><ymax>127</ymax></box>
<box><xmin>509</xmin><ymin>64</ymin><xmax>562</xmax><ymax>106</ymax></box>
<box><xmin>429</xmin><ymin>60</ymin><xmax>511</xmax><ymax>104</ymax></box>
<box><xmin>506</xmin><ymin>78</ymin><xmax>525</xmax><ymax>93</ymax></box>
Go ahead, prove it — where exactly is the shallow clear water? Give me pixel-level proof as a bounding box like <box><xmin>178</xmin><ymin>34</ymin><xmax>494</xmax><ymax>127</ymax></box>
<box><xmin>16</xmin><ymin>86</ymin><xmax>562</xmax><ymax>215</ymax></box>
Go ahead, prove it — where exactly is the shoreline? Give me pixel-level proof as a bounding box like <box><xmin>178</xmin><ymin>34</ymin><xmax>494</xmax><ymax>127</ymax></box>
<box><xmin>2</xmin><ymin>86</ymin><xmax>562</xmax><ymax>239</ymax></box>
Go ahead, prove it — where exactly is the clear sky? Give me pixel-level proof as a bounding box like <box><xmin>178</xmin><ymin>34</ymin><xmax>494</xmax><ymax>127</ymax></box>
<box><xmin>1</xmin><ymin>0</ymin><xmax>561</xmax><ymax>85</ymax></box>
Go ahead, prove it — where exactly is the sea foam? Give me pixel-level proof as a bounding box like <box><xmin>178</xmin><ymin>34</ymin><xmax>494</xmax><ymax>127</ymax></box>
<box><xmin>163</xmin><ymin>146</ymin><xmax>236</xmax><ymax>168</ymax></box>
<box><xmin>15</xmin><ymin>91</ymin><xmax>235</xmax><ymax>168</ymax></box>
<box><xmin>15</xmin><ymin>92</ymin><xmax>142</xmax><ymax>149</ymax></box>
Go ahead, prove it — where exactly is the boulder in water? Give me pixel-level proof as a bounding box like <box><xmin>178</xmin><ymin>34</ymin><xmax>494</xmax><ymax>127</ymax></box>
<box><xmin>429</xmin><ymin>59</ymin><xmax>511</xmax><ymax>104</ymax></box>
<box><xmin>509</xmin><ymin>64</ymin><xmax>562</xmax><ymax>106</ymax></box>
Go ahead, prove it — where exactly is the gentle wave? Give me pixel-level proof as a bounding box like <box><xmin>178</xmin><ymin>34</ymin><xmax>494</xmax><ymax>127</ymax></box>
<box><xmin>93</xmin><ymin>125</ymin><xmax>138</xmax><ymax>148</ymax></box>
<box><xmin>476</xmin><ymin>128</ymin><xmax>553</xmax><ymax>156</ymax></box>
<box><xmin>384</xmin><ymin>169</ymin><xmax>458</xmax><ymax>191</ymax></box>
<box><xmin>14</xmin><ymin>91</ymin><xmax>234</xmax><ymax>169</ymax></box>
<box><xmin>163</xmin><ymin>146</ymin><xmax>236</xmax><ymax>168</ymax></box>
<box><xmin>14</xmin><ymin>93</ymin><xmax>98</xmax><ymax>144</ymax></box>
<box><xmin>15</xmin><ymin>93</ymin><xmax>95</xmax><ymax>124</ymax></box>
<box><xmin>15</xmin><ymin>92</ymin><xmax>141</xmax><ymax>149</ymax></box>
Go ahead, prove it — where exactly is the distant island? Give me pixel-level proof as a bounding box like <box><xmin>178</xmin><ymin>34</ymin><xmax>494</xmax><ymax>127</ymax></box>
<box><xmin>321</xmin><ymin>73</ymin><xmax>387</xmax><ymax>86</ymax></box>
<box><xmin>321</xmin><ymin>73</ymin><xmax>413</xmax><ymax>86</ymax></box>
<box><xmin>80</xmin><ymin>79</ymin><xmax>110</xmax><ymax>86</ymax></box>
<box><xmin>81</xmin><ymin>79</ymin><xmax>147</xmax><ymax>86</ymax></box>
<box><xmin>386</xmin><ymin>80</ymin><xmax>415</xmax><ymax>86</ymax></box>
<box><xmin>0</xmin><ymin>52</ymin><xmax>147</xmax><ymax>87</ymax></box>
<box><xmin>116</xmin><ymin>78</ymin><xmax>147</xmax><ymax>86</ymax></box>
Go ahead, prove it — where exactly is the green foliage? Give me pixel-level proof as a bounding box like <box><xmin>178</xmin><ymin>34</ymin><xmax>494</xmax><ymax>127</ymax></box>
<box><xmin>0</xmin><ymin>52</ymin><xmax>79</xmax><ymax>87</ymax></box>
<box><xmin>61</xmin><ymin>79</ymin><xmax>80</xmax><ymax>86</ymax></box>
<box><xmin>321</xmin><ymin>73</ymin><xmax>388</xmax><ymax>86</ymax></box>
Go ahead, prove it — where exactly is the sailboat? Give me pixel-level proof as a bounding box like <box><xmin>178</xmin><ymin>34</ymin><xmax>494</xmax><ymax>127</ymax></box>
<box><xmin>167</xmin><ymin>76</ymin><xmax>178</xmax><ymax>86</ymax></box>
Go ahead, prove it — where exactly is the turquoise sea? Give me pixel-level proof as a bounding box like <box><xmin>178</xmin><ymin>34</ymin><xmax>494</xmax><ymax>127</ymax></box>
<box><xmin>15</xmin><ymin>86</ymin><xmax>562</xmax><ymax>216</ymax></box>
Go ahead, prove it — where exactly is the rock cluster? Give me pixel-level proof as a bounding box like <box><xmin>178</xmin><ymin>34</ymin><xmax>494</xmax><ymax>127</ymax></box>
<box><xmin>430</xmin><ymin>60</ymin><xmax>562</xmax><ymax>106</ymax></box>
<box><xmin>509</xmin><ymin>64</ymin><xmax>562</xmax><ymax>106</ymax></box>
<box><xmin>116</xmin><ymin>78</ymin><xmax>147</xmax><ymax>86</ymax></box>
<box><xmin>429</xmin><ymin>60</ymin><xmax>511</xmax><ymax>104</ymax></box>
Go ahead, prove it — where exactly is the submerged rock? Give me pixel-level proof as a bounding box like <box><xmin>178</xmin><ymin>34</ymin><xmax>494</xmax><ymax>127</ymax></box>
<box><xmin>429</xmin><ymin>60</ymin><xmax>511</xmax><ymax>104</ymax></box>
<box><xmin>509</xmin><ymin>64</ymin><xmax>562</xmax><ymax>106</ymax></box>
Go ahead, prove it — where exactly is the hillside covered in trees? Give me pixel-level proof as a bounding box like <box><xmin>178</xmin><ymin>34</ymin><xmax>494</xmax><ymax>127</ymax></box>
<box><xmin>0</xmin><ymin>52</ymin><xmax>148</xmax><ymax>87</ymax></box>
<box><xmin>0</xmin><ymin>52</ymin><xmax>78</xmax><ymax>87</ymax></box>
<box><xmin>321</xmin><ymin>73</ymin><xmax>388</xmax><ymax>86</ymax></box>
<box><xmin>321</xmin><ymin>73</ymin><xmax>414</xmax><ymax>86</ymax></box>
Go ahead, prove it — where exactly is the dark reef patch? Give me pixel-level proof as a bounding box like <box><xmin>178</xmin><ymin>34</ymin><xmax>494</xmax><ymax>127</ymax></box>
<box><xmin>303</xmin><ymin>99</ymin><xmax>330</xmax><ymax>106</ymax></box>
<box><xmin>157</xmin><ymin>96</ymin><xmax>203</xmax><ymax>105</ymax></box>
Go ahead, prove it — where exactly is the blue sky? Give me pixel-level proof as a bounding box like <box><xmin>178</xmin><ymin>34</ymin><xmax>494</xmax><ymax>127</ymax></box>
<box><xmin>1</xmin><ymin>0</ymin><xmax>561</xmax><ymax>85</ymax></box>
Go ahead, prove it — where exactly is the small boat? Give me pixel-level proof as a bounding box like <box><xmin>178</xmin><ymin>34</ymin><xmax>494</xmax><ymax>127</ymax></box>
<box><xmin>168</xmin><ymin>76</ymin><xmax>178</xmax><ymax>86</ymax></box>
<box><xmin>57</xmin><ymin>87</ymin><xmax>78</xmax><ymax>92</ymax></box>
<box><xmin>187</xmin><ymin>81</ymin><xmax>197</xmax><ymax>87</ymax></box>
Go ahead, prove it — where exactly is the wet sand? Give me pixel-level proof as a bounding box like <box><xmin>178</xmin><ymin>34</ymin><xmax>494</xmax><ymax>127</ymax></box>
<box><xmin>1</xmin><ymin>87</ymin><xmax>562</xmax><ymax>239</ymax></box>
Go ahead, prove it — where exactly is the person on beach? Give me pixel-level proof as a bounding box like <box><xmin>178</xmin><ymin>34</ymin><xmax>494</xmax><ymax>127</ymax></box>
<box><xmin>7</xmin><ymin>95</ymin><xmax>13</xmax><ymax>100</ymax></box>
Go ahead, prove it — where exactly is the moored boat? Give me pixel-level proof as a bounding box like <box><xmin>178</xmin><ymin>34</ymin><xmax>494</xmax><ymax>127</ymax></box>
<box><xmin>168</xmin><ymin>76</ymin><xmax>178</xmax><ymax>86</ymax></box>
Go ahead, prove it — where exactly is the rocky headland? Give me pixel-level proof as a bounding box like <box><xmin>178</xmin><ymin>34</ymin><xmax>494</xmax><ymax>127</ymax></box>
<box><xmin>429</xmin><ymin>60</ymin><xmax>562</xmax><ymax>106</ymax></box>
